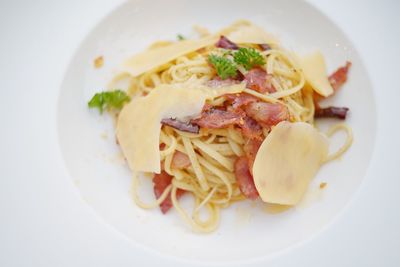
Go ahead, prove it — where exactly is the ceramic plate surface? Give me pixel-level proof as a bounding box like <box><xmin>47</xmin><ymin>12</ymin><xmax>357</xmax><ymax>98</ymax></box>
<box><xmin>57</xmin><ymin>0</ymin><xmax>375</xmax><ymax>264</ymax></box>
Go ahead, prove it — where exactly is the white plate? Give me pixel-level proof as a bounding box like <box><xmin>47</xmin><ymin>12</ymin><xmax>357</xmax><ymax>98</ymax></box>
<box><xmin>1</xmin><ymin>0</ymin><xmax>400</xmax><ymax>266</ymax></box>
<box><xmin>58</xmin><ymin>0</ymin><xmax>374</xmax><ymax>264</ymax></box>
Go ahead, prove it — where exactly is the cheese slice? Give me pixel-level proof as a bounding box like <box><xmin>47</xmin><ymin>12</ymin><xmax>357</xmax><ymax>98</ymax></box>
<box><xmin>120</xmin><ymin>20</ymin><xmax>279</xmax><ymax>77</ymax></box>
<box><xmin>297</xmin><ymin>51</ymin><xmax>334</xmax><ymax>97</ymax></box>
<box><xmin>120</xmin><ymin>36</ymin><xmax>217</xmax><ymax>77</ymax></box>
<box><xmin>253</xmin><ymin>121</ymin><xmax>329</xmax><ymax>205</ymax></box>
<box><xmin>147</xmin><ymin>40</ymin><xmax>174</xmax><ymax>50</ymax></box>
<box><xmin>226</xmin><ymin>23</ymin><xmax>278</xmax><ymax>45</ymax></box>
<box><xmin>116</xmin><ymin>83</ymin><xmax>245</xmax><ymax>173</ymax></box>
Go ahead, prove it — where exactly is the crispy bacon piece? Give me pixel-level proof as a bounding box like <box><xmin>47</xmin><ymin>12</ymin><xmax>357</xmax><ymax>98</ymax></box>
<box><xmin>245</xmin><ymin>102</ymin><xmax>289</xmax><ymax>127</ymax></box>
<box><xmin>329</xmin><ymin>61</ymin><xmax>352</xmax><ymax>91</ymax></box>
<box><xmin>264</xmin><ymin>74</ymin><xmax>276</xmax><ymax>93</ymax></box>
<box><xmin>258</xmin><ymin>43</ymin><xmax>271</xmax><ymax>51</ymax></box>
<box><xmin>201</xmin><ymin>103</ymin><xmax>214</xmax><ymax>112</ymax></box>
<box><xmin>171</xmin><ymin>151</ymin><xmax>191</xmax><ymax>169</ymax></box>
<box><xmin>191</xmin><ymin>108</ymin><xmax>244</xmax><ymax>129</ymax></box>
<box><xmin>236</xmin><ymin>70</ymin><xmax>245</xmax><ymax>81</ymax></box>
<box><xmin>239</xmin><ymin>116</ymin><xmax>263</xmax><ymax>140</ymax></box>
<box><xmin>223</xmin><ymin>93</ymin><xmax>238</xmax><ymax>102</ymax></box>
<box><xmin>244</xmin><ymin>68</ymin><xmax>276</xmax><ymax>93</ymax></box>
<box><xmin>244</xmin><ymin>68</ymin><xmax>266</xmax><ymax>93</ymax></box>
<box><xmin>224</xmin><ymin>93</ymin><xmax>259</xmax><ymax>110</ymax></box>
<box><xmin>314</xmin><ymin>106</ymin><xmax>349</xmax><ymax>120</ymax></box>
<box><xmin>215</xmin><ymin>35</ymin><xmax>239</xmax><ymax>50</ymax></box>
<box><xmin>243</xmin><ymin>138</ymin><xmax>262</xmax><ymax>174</ymax></box>
<box><xmin>313</xmin><ymin>62</ymin><xmax>352</xmax><ymax>108</ymax></box>
<box><xmin>161</xmin><ymin>118</ymin><xmax>199</xmax><ymax>134</ymax></box>
<box><xmin>153</xmin><ymin>171</ymin><xmax>185</xmax><ymax>214</ymax></box>
<box><xmin>234</xmin><ymin>156</ymin><xmax>259</xmax><ymax>200</ymax></box>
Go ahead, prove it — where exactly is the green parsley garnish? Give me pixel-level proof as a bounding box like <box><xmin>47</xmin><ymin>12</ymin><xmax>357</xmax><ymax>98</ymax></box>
<box><xmin>233</xmin><ymin>47</ymin><xmax>266</xmax><ymax>70</ymax></box>
<box><xmin>177</xmin><ymin>34</ymin><xmax>185</xmax><ymax>41</ymax></box>
<box><xmin>208</xmin><ymin>54</ymin><xmax>237</xmax><ymax>80</ymax></box>
<box><xmin>88</xmin><ymin>90</ymin><xmax>130</xmax><ymax>114</ymax></box>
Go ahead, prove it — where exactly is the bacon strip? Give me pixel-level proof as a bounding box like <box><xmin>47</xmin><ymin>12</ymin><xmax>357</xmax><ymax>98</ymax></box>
<box><xmin>329</xmin><ymin>61</ymin><xmax>352</xmax><ymax>91</ymax></box>
<box><xmin>159</xmin><ymin>143</ymin><xmax>166</xmax><ymax>150</ymax></box>
<box><xmin>244</xmin><ymin>68</ymin><xmax>276</xmax><ymax>93</ymax></box>
<box><xmin>153</xmin><ymin>171</ymin><xmax>185</xmax><ymax>214</ymax></box>
<box><xmin>315</xmin><ymin>106</ymin><xmax>349</xmax><ymax>120</ymax></box>
<box><xmin>245</xmin><ymin>102</ymin><xmax>289</xmax><ymax>127</ymax></box>
<box><xmin>243</xmin><ymin>138</ymin><xmax>262</xmax><ymax>174</ymax></box>
<box><xmin>191</xmin><ymin>108</ymin><xmax>244</xmax><ymax>129</ymax></box>
<box><xmin>161</xmin><ymin>118</ymin><xmax>199</xmax><ymax>133</ymax></box>
<box><xmin>314</xmin><ymin>61</ymin><xmax>352</xmax><ymax>108</ymax></box>
<box><xmin>215</xmin><ymin>35</ymin><xmax>239</xmax><ymax>50</ymax></box>
<box><xmin>224</xmin><ymin>93</ymin><xmax>259</xmax><ymax>110</ymax></box>
<box><xmin>171</xmin><ymin>151</ymin><xmax>191</xmax><ymax>169</ymax></box>
<box><xmin>239</xmin><ymin>116</ymin><xmax>263</xmax><ymax>140</ymax></box>
<box><xmin>234</xmin><ymin>156</ymin><xmax>259</xmax><ymax>200</ymax></box>
<box><xmin>264</xmin><ymin>74</ymin><xmax>276</xmax><ymax>93</ymax></box>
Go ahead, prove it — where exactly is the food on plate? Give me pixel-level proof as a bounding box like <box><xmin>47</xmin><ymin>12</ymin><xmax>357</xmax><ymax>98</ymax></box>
<box><xmin>88</xmin><ymin>20</ymin><xmax>353</xmax><ymax>232</ymax></box>
<box><xmin>94</xmin><ymin>56</ymin><xmax>104</xmax><ymax>68</ymax></box>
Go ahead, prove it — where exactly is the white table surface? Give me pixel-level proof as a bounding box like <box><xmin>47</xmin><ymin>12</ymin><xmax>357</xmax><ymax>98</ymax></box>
<box><xmin>0</xmin><ymin>0</ymin><xmax>399</xmax><ymax>266</ymax></box>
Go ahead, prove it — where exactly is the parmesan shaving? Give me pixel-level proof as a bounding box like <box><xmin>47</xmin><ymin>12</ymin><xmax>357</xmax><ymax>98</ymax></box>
<box><xmin>253</xmin><ymin>121</ymin><xmax>329</xmax><ymax>205</ymax></box>
<box><xmin>116</xmin><ymin>83</ymin><xmax>245</xmax><ymax>173</ymax></box>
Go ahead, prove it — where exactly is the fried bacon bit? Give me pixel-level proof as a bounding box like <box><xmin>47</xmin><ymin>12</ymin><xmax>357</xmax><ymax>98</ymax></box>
<box><xmin>244</xmin><ymin>68</ymin><xmax>266</xmax><ymax>93</ymax></box>
<box><xmin>201</xmin><ymin>102</ymin><xmax>214</xmax><ymax>113</ymax></box>
<box><xmin>244</xmin><ymin>68</ymin><xmax>276</xmax><ymax>93</ymax></box>
<box><xmin>245</xmin><ymin>102</ymin><xmax>289</xmax><ymax>127</ymax></box>
<box><xmin>206</xmin><ymin>77</ymin><xmax>240</xmax><ymax>88</ymax></box>
<box><xmin>314</xmin><ymin>106</ymin><xmax>349</xmax><ymax>120</ymax></box>
<box><xmin>239</xmin><ymin>116</ymin><xmax>263</xmax><ymax>140</ymax></box>
<box><xmin>258</xmin><ymin>43</ymin><xmax>271</xmax><ymax>51</ymax></box>
<box><xmin>215</xmin><ymin>35</ymin><xmax>239</xmax><ymax>50</ymax></box>
<box><xmin>264</xmin><ymin>74</ymin><xmax>276</xmax><ymax>93</ymax></box>
<box><xmin>94</xmin><ymin>56</ymin><xmax>104</xmax><ymax>68</ymax></box>
<box><xmin>234</xmin><ymin>156</ymin><xmax>259</xmax><ymax>200</ymax></box>
<box><xmin>224</xmin><ymin>93</ymin><xmax>259</xmax><ymax>110</ymax></box>
<box><xmin>161</xmin><ymin>118</ymin><xmax>199</xmax><ymax>134</ymax></box>
<box><xmin>191</xmin><ymin>109</ymin><xmax>244</xmax><ymax>129</ymax></box>
<box><xmin>153</xmin><ymin>171</ymin><xmax>185</xmax><ymax>214</ymax></box>
<box><xmin>243</xmin><ymin>138</ymin><xmax>262</xmax><ymax>173</ymax></box>
<box><xmin>329</xmin><ymin>61</ymin><xmax>352</xmax><ymax>91</ymax></box>
<box><xmin>171</xmin><ymin>151</ymin><xmax>191</xmax><ymax>169</ymax></box>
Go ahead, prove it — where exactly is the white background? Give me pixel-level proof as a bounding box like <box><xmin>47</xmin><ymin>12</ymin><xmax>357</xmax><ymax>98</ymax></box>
<box><xmin>0</xmin><ymin>0</ymin><xmax>399</xmax><ymax>266</ymax></box>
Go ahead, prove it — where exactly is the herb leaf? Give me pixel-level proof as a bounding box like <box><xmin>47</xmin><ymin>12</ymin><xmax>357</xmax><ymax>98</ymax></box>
<box><xmin>177</xmin><ymin>34</ymin><xmax>185</xmax><ymax>41</ymax></box>
<box><xmin>208</xmin><ymin>54</ymin><xmax>237</xmax><ymax>80</ymax></box>
<box><xmin>88</xmin><ymin>90</ymin><xmax>130</xmax><ymax>113</ymax></box>
<box><xmin>233</xmin><ymin>47</ymin><xmax>266</xmax><ymax>70</ymax></box>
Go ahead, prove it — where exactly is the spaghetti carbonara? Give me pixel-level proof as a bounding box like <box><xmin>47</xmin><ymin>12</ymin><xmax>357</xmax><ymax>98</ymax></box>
<box><xmin>88</xmin><ymin>20</ymin><xmax>353</xmax><ymax>233</ymax></box>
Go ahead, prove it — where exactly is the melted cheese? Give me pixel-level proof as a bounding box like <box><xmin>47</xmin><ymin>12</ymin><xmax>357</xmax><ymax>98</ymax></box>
<box><xmin>298</xmin><ymin>51</ymin><xmax>334</xmax><ymax>97</ymax></box>
<box><xmin>116</xmin><ymin>83</ymin><xmax>245</xmax><ymax>173</ymax></box>
<box><xmin>253</xmin><ymin>121</ymin><xmax>329</xmax><ymax>205</ymax></box>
